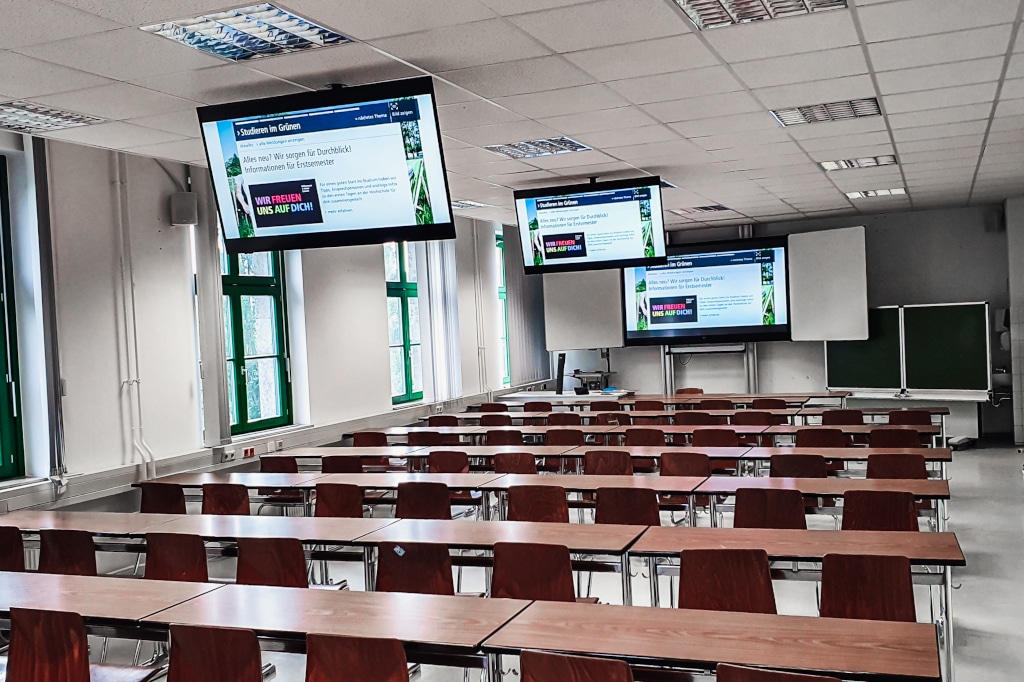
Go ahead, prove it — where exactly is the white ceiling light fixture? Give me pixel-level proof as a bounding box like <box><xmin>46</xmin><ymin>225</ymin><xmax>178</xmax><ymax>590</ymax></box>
<box><xmin>771</xmin><ymin>98</ymin><xmax>881</xmax><ymax>127</ymax></box>
<box><xmin>484</xmin><ymin>137</ymin><xmax>591</xmax><ymax>160</ymax></box>
<box><xmin>140</xmin><ymin>3</ymin><xmax>350</xmax><ymax>62</ymax></box>
<box><xmin>821</xmin><ymin>155</ymin><xmax>897</xmax><ymax>171</ymax></box>
<box><xmin>0</xmin><ymin>101</ymin><xmax>104</xmax><ymax>134</ymax></box>
<box><xmin>845</xmin><ymin>188</ymin><xmax>907</xmax><ymax>199</ymax></box>
<box><xmin>672</xmin><ymin>0</ymin><xmax>848</xmax><ymax>31</ymax></box>
<box><xmin>450</xmin><ymin>200</ymin><xmax>493</xmax><ymax>209</ymax></box>
<box><xmin>672</xmin><ymin>205</ymin><xmax>731</xmax><ymax>214</ymax></box>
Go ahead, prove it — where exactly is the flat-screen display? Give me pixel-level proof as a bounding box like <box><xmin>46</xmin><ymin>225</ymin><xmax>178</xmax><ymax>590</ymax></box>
<box><xmin>514</xmin><ymin>177</ymin><xmax>666</xmax><ymax>274</ymax></box>
<box><xmin>623</xmin><ymin>237</ymin><xmax>791</xmax><ymax>346</ymax></box>
<box><xmin>199</xmin><ymin>76</ymin><xmax>454</xmax><ymax>254</ymax></box>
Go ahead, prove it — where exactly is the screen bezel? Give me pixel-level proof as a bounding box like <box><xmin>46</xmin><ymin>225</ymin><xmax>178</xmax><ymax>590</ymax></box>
<box><xmin>621</xmin><ymin>235</ymin><xmax>792</xmax><ymax>347</ymax></box>
<box><xmin>513</xmin><ymin>176</ymin><xmax>668</xmax><ymax>275</ymax></box>
<box><xmin>197</xmin><ymin>76</ymin><xmax>455</xmax><ymax>254</ymax></box>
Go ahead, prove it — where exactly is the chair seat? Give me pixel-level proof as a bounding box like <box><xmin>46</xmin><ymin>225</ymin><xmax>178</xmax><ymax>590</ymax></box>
<box><xmin>0</xmin><ymin>659</ymin><xmax>163</xmax><ymax>682</ymax></box>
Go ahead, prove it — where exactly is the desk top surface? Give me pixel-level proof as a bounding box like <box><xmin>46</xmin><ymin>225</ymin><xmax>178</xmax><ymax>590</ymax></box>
<box><xmin>0</xmin><ymin>510</ymin><xmax>179</xmax><ymax>536</ymax></box>
<box><xmin>145</xmin><ymin>472</ymin><xmax>326</xmax><ymax>488</ymax></box>
<box><xmin>744</xmin><ymin>447</ymin><xmax>953</xmax><ymax>462</ymax></box>
<box><xmin>315</xmin><ymin>472</ymin><xmax>507</xmax><ymax>489</ymax></box>
<box><xmin>478</xmin><ymin>425</ymin><xmax>616</xmax><ymax>434</ymax></box>
<box><xmin>479</xmin><ymin>474</ymin><xmax>707</xmax><ymax>493</ymax></box>
<box><xmin>276</xmin><ymin>446</ymin><xmax>424</xmax><ymax>458</ymax></box>
<box><xmin>766</xmin><ymin>424</ymin><xmax>942</xmax><ymax>435</ymax></box>
<box><xmin>483</xmin><ymin>600</ymin><xmax>939</xmax><ymax>680</ymax></box>
<box><xmin>368</xmin><ymin>426</ymin><xmax>485</xmax><ymax>436</ymax></box>
<box><xmin>154</xmin><ymin>514</ymin><xmax>398</xmax><ymax>543</ymax></box>
<box><xmin>697</xmin><ymin>476</ymin><xmax>950</xmax><ymax>498</ymax></box>
<box><xmin>416</xmin><ymin>445</ymin><xmax>581</xmax><ymax>456</ymax></box>
<box><xmin>566</xmin><ymin>446</ymin><xmax>751</xmax><ymax>459</ymax></box>
<box><xmin>800</xmin><ymin>406</ymin><xmax>950</xmax><ymax>416</ymax></box>
<box><xmin>606</xmin><ymin>424</ymin><xmax>768</xmax><ymax>434</ymax></box>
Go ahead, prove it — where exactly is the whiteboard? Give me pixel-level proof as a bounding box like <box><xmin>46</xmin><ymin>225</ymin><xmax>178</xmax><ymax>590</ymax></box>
<box><xmin>789</xmin><ymin>226</ymin><xmax>868</xmax><ymax>341</ymax></box>
<box><xmin>543</xmin><ymin>270</ymin><xmax>625</xmax><ymax>351</ymax></box>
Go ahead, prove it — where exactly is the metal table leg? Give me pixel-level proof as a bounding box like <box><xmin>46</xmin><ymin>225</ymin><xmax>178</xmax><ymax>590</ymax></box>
<box><xmin>944</xmin><ymin>565</ymin><xmax>955</xmax><ymax>682</ymax></box>
<box><xmin>363</xmin><ymin>546</ymin><xmax>377</xmax><ymax>591</ymax></box>
<box><xmin>648</xmin><ymin>557</ymin><xmax>660</xmax><ymax>608</ymax></box>
<box><xmin>621</xmin><ymin>553</ymin><xmax>633</xmax><ymax>605</ymax></box>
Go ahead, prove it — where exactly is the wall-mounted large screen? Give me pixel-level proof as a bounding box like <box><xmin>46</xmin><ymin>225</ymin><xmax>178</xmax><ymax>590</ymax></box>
<box><xmin>623</xmin><ymin>237</ymin><xmax>791</xmax><ymax>346</ymax></box>
<box><xmin>514</xmin><ymin>177</ymin><xmax>666</xmax><ymax>274</ymax></box>
<box><xmin>199</xmin><ymin>76</ymin><xmax>453</xmax><ymax>254</ymax></box>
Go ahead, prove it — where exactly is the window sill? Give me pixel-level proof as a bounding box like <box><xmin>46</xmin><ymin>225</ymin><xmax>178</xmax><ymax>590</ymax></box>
<box><xmin>230</xmin><ymin>423</ymin><xmax>313</xmax><ymax>445</ymax></box>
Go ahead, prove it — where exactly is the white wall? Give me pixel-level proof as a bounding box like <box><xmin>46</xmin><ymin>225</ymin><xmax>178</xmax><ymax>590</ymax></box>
<box><xmin>455</xmin><ymin>216</ymin><xmax>502</xmax><ymax>396</ymax></box>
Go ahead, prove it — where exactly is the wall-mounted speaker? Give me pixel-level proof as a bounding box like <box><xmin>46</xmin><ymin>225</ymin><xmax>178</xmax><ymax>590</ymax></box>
<box><xmin>170</xmin><ymin>192</ymin><xmax>198</xmax><ymax>226</ymax></box>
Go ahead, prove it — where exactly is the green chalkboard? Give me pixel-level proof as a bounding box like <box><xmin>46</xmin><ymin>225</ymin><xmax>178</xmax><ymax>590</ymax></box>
<box><xmin>826</xmin><ymin>308</ymin><xmax>902</xmax><ymax>389</ymax></box>
<box><xmin>904</xmin><ymin>304</ymin><xmax>989</xmax><ymax>391</ymax></box>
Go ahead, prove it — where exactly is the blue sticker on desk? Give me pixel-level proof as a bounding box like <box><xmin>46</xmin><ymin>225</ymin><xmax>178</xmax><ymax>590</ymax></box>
<box><xmin>393</xmin><ymin>545</ymin><xmax>405</xmax><ymax>557</ymax></box>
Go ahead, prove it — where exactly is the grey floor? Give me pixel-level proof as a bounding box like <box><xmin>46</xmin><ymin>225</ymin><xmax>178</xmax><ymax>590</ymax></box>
<box><xmin>97</xmin><ymin>444</ymin><xmax>1023</xmax><ymax>681</ymax></box>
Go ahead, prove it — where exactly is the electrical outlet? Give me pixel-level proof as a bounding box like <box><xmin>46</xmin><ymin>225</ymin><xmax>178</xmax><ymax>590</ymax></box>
<box><xmin>243</xmin><ymin>447</ymin><xmax>256</xmax><ymax>459</ymax></box>
<box><xmin>219</xmin><ymin>448</ymin><xmax>235</xmax><ymax>463</ymax></box>
<box><xmin>276</xmin><ymin>440</ymin><xmax>284</xmax><ymax>451</ymax></box>
<box><xmin>266</xmin><ymin>441</ymin><xmax>277</xmax><ymax>453</ymax></box>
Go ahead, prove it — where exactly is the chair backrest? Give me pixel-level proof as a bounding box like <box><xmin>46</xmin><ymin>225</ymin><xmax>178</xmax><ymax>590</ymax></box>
<box><xmin>38</xmin><ymin>529</ymin><xmax>96</xmax><ymax>576</ymax></box>
<box><xmin>750</xmin><ymin>398</ymin><xmax>788</xmax><ymax>410</ymax></box>
<box><xmin>201</xmin><ymin>483</ymin><xmax>251</xmax><ymax>515</ymax></box>
<box><xmin>820</xmin><ymin>554</ymin><xmax>916</xmax><ymax>622</ymax></box>
<box><xmin>769</xmin><ymin>454</ymin><xmax>827</xmax><ymax>478</ymax></box>
<box><xmin>322</xmin><ymin>456</ymin><xmax>363</xmax><ymax>474</ymax></box>
<box><xmin>396</xmin><ymin>482</ymin><xmax>451</xmax><ymax>520</ymax></box>
<box><xmin>145</xmin><ymin>533</ymin><xmax>209</xmax><ymax>582</ymax></box>
<box><xmin>545</xmin><ymin>429</ymin><xmax>585</xmax><ymax>446</ymax></box>
<box><xmin>624</xmin><ymin>428</ymin><xmax>665</xmax><ymax>447</ymax></box>
<box><xmin>491</xmin><ymin>543</ymin><xmax>576</xmax><ymax>602</ymax></box>
<box><xmin>733</xmin><ymin>488</ymin><xmax>807</xmax><ymax>530</ymax></box>
<box><xmin>494</xmin><ymin>453</ymin><xmax>539</xmax><ymax>474</ymax></box>
<box><xmin>507</xmin><ymin>485</ymin><xmax>569</xmax><ymax>523</ymax></box>
<box><xmin>260</xmin><ymin>456</ymin><xmax>297</xmax><ymax>473</ymax></box>
<box><xmin>521</xmin><ymin>650</ymin><xmax>634</xmax><ymax>682</ymax></box>
<box><xmin>486</xmin><ymin>429</ymin><xmax>523</xmax><ymax>446</ymax></box>
<box><xmin>595</xmin><ymin>488</ymin><xmax>661</xmax><ymax>526</ymax></box>
<box><xmin>8</xmin><ymin>607</ymin><xmax>91</xmax><ymax>682</ymax></box>
<box><xmin>315</xmin><ymin>483</ymin><xmax>364</xmax><ymax>518</ymax></box>
<box><xmin>869</xmin><ymin>428</ymin><xmax>923</xmax><ymax>448</ymax></box>
<box><xmin>375</xmin><ymin>541</ymin><xmax>454</xmax><ymax>595</ymax></box>
<box><xmin>660</xmin><ymin>451</ymin><xmax>711</xmax><ymax>477</ymax></box>
<box><xmin>584</xmin><ymin>450</ymin><xmax>634</xmax><ymax>476</ymax></box>
<box><xmin>353</xmin><ymin>432</ymin><xmax>389</xmax><ymax>447</ymax></box>
<box><xmin>596</xmin><ymin>412</ymin><xmax>632</xmax><ymax>426</ymax></box>
<box><xmin>676</xmin><ymin>387</ymin><xmax>704</xmax><ymax>395</ymax></box>
<box><xmin>691</xmin><ymin>429</ymin><xmax>739</xmax><ymax>447</ymax></box>
<box><xmin>169</xmin><ymin>623</ymin><xmax>263</xmax><ymax>682</ymax></box>
<box><xmin>673</xmin><ymin>411</ymin><xmax>716</xmax><ymax>425</ymax></box>
<box><xmin>305</xmin><ymin>634</ymin><xmax>410</xmax><ymax>682</ymax></box>
<box><xmin>407</xmin><ymin>431</ymin><xmax>443</xmax><ymax>447</ymax></box>
<box><xmin>479</xmin><ymin>402</ymin><xmax>508</xmax><ymax>412</ymax></box>
<box><xmin>821</xmin><ymin>409</ymin><xmax>864</xmax><ymax>425</ymax></box>
<box><xmin>841</xmin><ymin>490</ymin><xmax>918</xmax><ymax>531</ymax></box>
<box><xmin>717</xmin><ymin>664</ymin><xmax>840</xmax><ymax>682</ymax></box>
<box><xmin>427</xmin><ymin>450</ymin><xmax>469</xmax><ymax>473</ymax></box>
<box><xmin>0</xmin><ymin>525</ymin><xmax>24</xmax><ymax>571</ymax></box>
<box><xmin>866</xmin><ymin>454</ymin><xmax>928</xmax><ymax>480</ymax></box>
<box><xmin>547</xmin><ymin>412</ymin><xmax>582</xmax><ymax>426</ymax></box>
<box><xmin>732</xmin><ymin>411</ymin><xmax>775</xmax><ymax>426</ymax></box>
<box><xmin>699</xmin><ymin>399</ymin><xmax>734</xmax><ymax>410</ymax></box>
<box><xmin>428</xmin><ymin>415</ymin><xmax>458</xmax><ymax>427</ymax></box>
<box><xmin>634</xmin><ymin>400</ymin><xmax>665</xmax><ymax>411</ymax></box>
<box><xmin>524</xmin><ymin>401</ymin><xmax>553</xmax><ymax>412</ymax></box>
<box><xmin>140</xmin><ymin>481</ymin><xmax>187</xmax><ymax>514</ymax></box>
<box><xmin>236</xmin><ymin>537</ymin><xmax>308</xmax><ymax>588</ymax></box>
<box><xmin>679</xmin><ymin>549</ymin><xmax>776</xmax><ymax>614</ymax></box>
<box><xmin>589</xmin><ymin>401</ymin><xmax>621</xmax><ymax>412</ymax></box>
<box><xmin>480</xmin><ymin>414</ymin><xmax>513</xmax><ymax>427</ymax></box>
<box><xmin>794</xmin><ymin>428</ymin><xmax>847</xmax><ymax>448</ymax></box>
<box><xmin>888</xmin><ymin>410</ymin><xmax>932</xmax><ymax>426</ymax></box>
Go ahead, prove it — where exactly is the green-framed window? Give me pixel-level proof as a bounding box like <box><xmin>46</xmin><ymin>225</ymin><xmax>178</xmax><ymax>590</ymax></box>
<box><xmin>0</xmin><ymin>158</ymin><xmax>23</xmax><ymax>480</ymax></box>
<box><xmin>496</xmin><ymin>233</ymin><xmax>511</xmax><ymax>387</ymax></box>
<box><xmin>221</xmin><ymin>250</ymin><xmax>291</xmax><ymax>435</ymax></box>
<box><xmin>385</xmin><ymin>242</ymin><xmax>422</xmax><ymax>404</ymax></box>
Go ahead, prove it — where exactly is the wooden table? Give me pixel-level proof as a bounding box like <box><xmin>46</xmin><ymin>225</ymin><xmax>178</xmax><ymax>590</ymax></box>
<box><xmin>273</xmin><ymin>446</ymin><xmax>425</xmax><ymax>459</ymax></box>
<box><xmin>0</xmin><ymin>510</ymin><xmax>179</xmax><ymax>536</ymax></box>
<box><xmin>765</xmin><ymin>424</ymin><xmax>943</xmax><ymax>445</ymax></box>
<box><xmin>473</xmin><ymin>425</ymin><xmax>616</xmax><ymax>443</ymax></box>
<box><xmin>564</xmin><ymin>445</ymin><xmax>750</xmax><ymax>464</ymax></box>
<box><xmin>604</xmin><ymin>423</ymin><xmax>768</xmax><ymax>445</ymax></box>
<box><xmin>155</xmin><ymin>514</ymin><xmax>397</xmax><ymax>544</ymax></box>
<box><xmin>140</xmin><ymin>472</ymin><xmax>328</xmax><ymax>514</ymax></box>
<box><xmin>482</xmin><ymin>600</ymin><xmax>940</xmax><ymax>681</ymax></box>
<box><xmin>479</xmin><ymin>474</ymin><xmax>707</xmax><ymax>496</ymax></box>
<box><xmin>799</xmin><ymin>406</ymin><xmax>950</xmax><ymax>418</ymax></box>
<box><xmin>697</xmin><ymin>476</ymin><xmax>950</xmax><ymax>500</ymax></box>
<box><xmin>745</xmin><ymin>447</ymin><xmax>953</xmax><ymax>463</ymax></box>
<box><xmin>358</xmin><ymin>426</ymin><xmax>484</xmax><ymax>443</ymax></box>
<box><xmin>316</xmin><ymin>472</ymin><xmax>506</xmax><ymax>490</ymax></box>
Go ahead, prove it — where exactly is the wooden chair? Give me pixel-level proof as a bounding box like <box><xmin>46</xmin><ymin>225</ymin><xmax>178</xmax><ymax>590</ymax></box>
<box><xmin>322</xmin><ymin>456</ymin><xmax>363</xmax><ymax>474</ymax></box>
<box><xmin>258</xmin><ymin>456</ymin><xmax>303</xmax><ymax>508</ymax></box>
<box><xmin>494</xmin><ymin>453</ymin><xmax>538</xmax><ymax>474</ymax></box>
<box><xmin>691</xmin><ymin>429</ymin><xmax>739</xmax><ymax>447</ymax></box>
<box><xmin>407</xmin><ymin>431</ymin><xmax>443</xmax><ymax>447</ymax></box>
<box><xmin>589</xmin><ymin>400</ymin><xmax>621</xmax><ymax>412</ymax></box>
<box><xmin>584</xmin><ymin>450</ymin><xmax>633</xmax><ymax>475</ymax></box>
<box><xmin>139</xmin><ymin>482</ymin><xmax>187</xmax><ymax>514</ymax></box>
<box><xmin>305</xmin><ymin>634</ymin><xmax>409</xmax><ymax>682</ymax></box>
<box><xmin>260</xmin><ymin>456</ymin><xmax>297</xmax><ymax>473</ymax></box>
<box><xmin>144</xmin><ymin>533</ymin><xmax>208</xmax><ymax>582</ymax></box>
<box><xmin>486</xmin><ymin>429</ymin><xmax>523</xmax><ymax>446</ymax></box>
<box><xmin>480</xmin><ymin>413</ymin><xmax>513</xmax><ymax>426</ymax></box>
<box><xmin>428</xmin><ymin>415</ymin><xmax>459</xmax><ymax>427</ymax></box>
<box><xmin>732</xmin><ymin>410</ymin><xmax>777</xmax><ymax>426</ymax></box>
<box><xmin>524</xmin><ymin>401</ymin><xmax>553</xmax><ymax>413</ymax></box>
<box><xmin>675</xmin><ymin>387</ymin><xmax>704</xmax><ymax>395</ymax></box>
<box><xmin>821</xmin><ymin>409</ymin><xmax>864</xmax><ymax>425</ymax></box>
<box><xmin>168</xmin><ymin>623</ymin><xmax>263</xmax><ymax>682</ymax></box>
<box><xmin>888</xmin><ymin>410</ymin><xmax>933</xmax><ymax>426</ymax></box>
<box><xmin>396</xmin><ymin>482</ymin><xmax>451</xmax><ymax>520</ymax></box>
<box><xmin>869</xmin><ymin>428</ymin><xmax>924</xmax><ymax>448</ymax></box>
<box><xmin>479</xmin><ymin>402</ymin><xmax>508</xmax><ymax>412</ymax></box>
<box><xmin>794</xmin><ymin>428</ymin><xmax>846</xmax><ymax>448</ymax></box>
<box><xmin>201</xmin><ymin>483</ymin><xmax>250</xmax><ymax>515</ymax></box>
<box><xmin>595</xmin><ymin>488</ymin><xmax>660</xmax><ymax>526</ymax></box>
<box><xmin>521</xmin><ymin>650</ymin><xmax>634</xmax><ymax>682</ymax></box>
<box><xmin>353</xmin><ymin>432</ymin><xmax>388</xmax><ymax>447</ymax></box>
<box><xmin>633</xmin><ymin>400</ymin><xmax>665</xmax><ymax>425</ymax></box>
<box><xmin>545</xmin><ymin>429</ymin><xmax>585</xmax><ymax>446</ymax></box>
<box><xmin>820</xmin><ymin>554</ymin><xmax>916</xmax><ymax>622</ymax></box>
<box><xmin>315</xmin><ymin>483</ymin><xmax>364</xmax><ymax>518</ymax></box>
<box><xmin>661</xmin><ymin>451</ymin><xmax>710</xmax><ymax>478</ymax></box>
<box><xmin>699</xmin><ymin>399</ymin><xmax>734</xmax><ymax>410</ymax></box>
<box><xmin>0</xmin><ymin>525</ymin><xmax>24</xmax><ymax>571</ymax></box>
<box><xmin>674</xmin><ymin>411</ymin><xmax>716</xmax><ymax>425</ymax></box>
<box><xmin>38</xmin><ymin>529</ymin><xmax>96</xmax><ymax>576</ymax></box>
<box><xmin>427</xmin><ymin>451</ymin><xmax>469</xmax><ymax>473</ymax></box>
<box><xmin>867</xmin><ymin>454</ymin><xmax>928</xmax><ymax>479</ymax></box>
<box><xmin>236</xmin><ymin>537</ymin><xmax>308</xmax><ymax>588</ymax></box>
<box><xmin>769</xmin><ymin>454</ymin><xmax>827</xmax><ymax>478</ymax></box>
<box><xmin>547</xmin><ymin>412</ymin><xmax>582</xmax><ymax>426</ymax></box>
<box><xmin>507</xmin><ymin>485</ymin><xmax>569</xmax><ymax>523</ymax></box>
<box><xmin>733</xmin><ymin>488</ymin><xmax>806</xmax><ymax>530</ymax></box>
<box><xmin>375</xmin><ymin>541</ymin><xmax>454</xmax><ymax>595</ymax></box>
<box><xmin>624</xmin><ymin>428</ymin><xmax>665</xmax><ymax>446</ymax></box>
<box><xmin>596</xmin><ymin>412</ymin><xmax>631</xmax><ymax>426</ymax></box>
<box><xmin>678</xmin><ymin>549</ymin><xmax>776</xmax><ymax>614</ymax></box>
<box><xmin>841</xmin><ymin>490</ymin><xmax>919</xmax><ymax>531</ymax></box>
<box><xmin>10</xmin><ymin>607</ymin><xmax>161</xmax><ymax>682</ymax></box>
<box><xmin>751</xmin><ymin>398</ymin><xmax>788</xmax><ymax>410</ymax></box>
<box><xmin>491</xmin><ymin>543</ymin><xmax>585</xmax><ymax>602</ymax></box>
<box><xmin>717</xmin><ymin>664</ymin><xmax>840</xmax><ymax>682</ymax></box>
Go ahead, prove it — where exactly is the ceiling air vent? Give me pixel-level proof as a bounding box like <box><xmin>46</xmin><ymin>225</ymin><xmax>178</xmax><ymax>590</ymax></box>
<box><xmin>673</xmin><ymin>0</ymin><xmax>848</xmax><ymax>30</ymax></box>
<box><xmin>771</xmin><ymin>98</ymin><xmax>881</xmax><ymax>127</ymax></box>
<box><xmin>484</xmin><ymin>137</ymin><xmax>591</xmax><ymax>159</ymax></box>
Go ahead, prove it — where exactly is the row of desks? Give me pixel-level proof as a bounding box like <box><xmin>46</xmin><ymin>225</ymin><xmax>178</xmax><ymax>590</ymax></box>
<box><xmin>499</xmin><ymin>392</ymin><xmax>853</xmax><ymax>409</ymax></box>
<box><xmin>0</xmin><ymin>570</ymin><xmax>942</xmax><ymax>681</ymax></box>
<box><xmin>425</xmin><ymin>406</ymin><xmax>950</xmax><ymax>424</ymax></box>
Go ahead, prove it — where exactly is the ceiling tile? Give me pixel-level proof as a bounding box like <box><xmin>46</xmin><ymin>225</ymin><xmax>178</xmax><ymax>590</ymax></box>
<box><xmin>442</xmin><ymin>119</ymin><xmax>561</xmax><ymax>146</ymax></box>
<box><xmin>370</xmin><ymin>19</ymin><xmax>550</xmax><ymax>72</ymax></box>
<box><xmin>440</xmin><ymin>56</ymin><xmax>593</xmax><ymax>98</ymax></box>
<box><xmin>898</xmin><ymin>147</ymin><xmax>983</xmax><ymax>163</ymax></box>
<box><xmin>857</xmin><ymin>0</ymin><xmax>1019</xmax><ymax>43</ymax></box>
<box><xmin>571</xmin><ymin>125</ymin><xmax>680</xmax><ymax>150</ymax></box>
<box><xmin>710</xmin><ymin>141</ymin><xmax>805</xmax><ymax>161</ymax></box>
<box><xmin>536</xmin><ymin>106</ymin><xmax>658</xmax><ymax>134</ymax></box>
<box><xmin>704</xmin><ymin>10</ymin><xmax>859</xmax><ymax>62</ymax></box>
<box><xmin>0</xmin><ymin>0</ymin><xmax>120</xmax><ymax>49</ymax></box>
<box><xmin>784</xmin><ymin>115</ymin><xmax>888</xmax><ymax>140</ymax></box>
<box><xmin>433</xmin><ymin>79</ymin><xmax>479</xmax><ymax>105</ymax></box>
<box><xmin>524</xmin><ymin>149</ymin><xmax>617</xmax><ymax>169</ymax></box>
<box><xmin>641</xmin><ymin>91</ymin><xmax>763</xmax><ymax>124</ymax></box>
<box><xmin>732</xmin><ymin>47</ymin><xmax>868</xmax><ymax>90</ymax></box>
<box><xmin>127</xmin><ymin>109</ymin><xmax>203</xmax><ymax>137</ymax></box>
<box><xmin>989</xmin><ymin>115</ymin><xmax>1024</xmax><ymax>132</ymax></box>
<box><xmin>42</xmin><ymin>121</ymin><xmax>187</xmax><ymax>148</ymax></box>
<box><xmin>606</xmin><ymin>66</ymin><xmax>744</xmax><ymax>104</ymax></box>
<box><xmin>133</xmin><ymin>65</ymin><xmax>306</xmax><ymax>105</ymax></box>
<box><xmin>996</xmin><ymin>98</ymin><xmax>1024</xmax><ymax>118</ymax></box>
<box><xmin>124</xmin><ymin>137</ymin><xmax>206</xmax><ymax>163</ymax></box>
<box><xmin>867</xmin><ymin>25</ymin><xmax>1013</xmax><ymax>71</ymax></box>
<box><xmin>493</xmin><ymin>83</ymin><xmax>629</xmax><ymax>118</ymax></box>
<box><xmin>875</xmin><ymin>57</ymin><xmax>1006</xmax><ymax>95</ymax></box>
<box><xmin>484</xmin><ymin>169</ymin><xmax>563</xmax><ymax>186</ymax></box>
<box><xmin>671</xmin><ymin>112</ymin><xmax>778</xmax><ymax>138</ymax></box>
<box><xmin>476</xmin><ymin>0</ymin><xmax>595</xmax><ymax>15</ymax></box>
<box><xmin>691</xmin><ymin>129</ymin><xmax>792</xmax><ymax>150</ymax></box>
<box><xmin>0</xmin><ymin>52</ymin><xmax>112</xmax><ymax>99</ymax></box>
<box><xmin>563</xmin><ymin>34</ymin><xmax>717</xmax><ymax>82</ymax></box>
<box><xmin>27</xmin><ymin>83</ymin><xmax>197</xmax><ymax>120</ymax></box>
<box><xmin>286</xmin><ymin>0</ymin><xmax>496</xmax><ymax>40</ymax></box>
<box><xmin>882</xmin><ymin>82</ymin><xmax>999</xmax><ymax>114</ymax></box>
<box><xmin>797</xmin><ymin>132</ymin><xmax>894</xmax><ymax>151</ymax></box>
<box><xmin>246</xmin><ymin>42</ymin><xmax>420</xmax><ymax>90</ymax></box>
<box><xmin>52</xmin><ymin>0</ymin><xmax>241</xmax><ymax>25</ymax></box>
<box><xmin>895</xmin><ymin>134</ymin><xmax>986</xmax><ymax>153</ymax></box>
<box><xmin>753</xmin><ymin>75</ymin><xmax>877</xmax><ymax>110</ymax></box>
<box><xmin>438</xmin><ymin>99</ymin><xmax>525</xmax><ymax>130</ymax></box>
<box><xmin>1002</xmin><ymin>79</ymin><xmax>1024</xmax><ymax>100</ymax></box>
<box><xmin>886</xmin><ymin>103</ymin><xmax>993</xmax><ymax>130</ymax></box>
<box><xmin>608</xmin><ymin>139</ymin><xmax>710</xmax><ymax>162</ymax></box>
<box><xmin>1008</xmin><ymin>53</ymin><xmax>1024</xmax><ymax>79</ymax></box>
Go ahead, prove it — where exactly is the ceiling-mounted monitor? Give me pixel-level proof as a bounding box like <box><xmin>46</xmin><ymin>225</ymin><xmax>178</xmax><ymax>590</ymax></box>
<box><xmin>622</xmin><ymin>237</ymin><xmax>791</xmax><ymax>346</ymax></box>
<box><xmin>198</xmin><ymin>76</ymin><xmax>454</xmax><ymax>254</ymax></box>
<box><xmin>513</xmin><ymin>176</ymin><xmax>667</xmax><ymax>274</ymax></box>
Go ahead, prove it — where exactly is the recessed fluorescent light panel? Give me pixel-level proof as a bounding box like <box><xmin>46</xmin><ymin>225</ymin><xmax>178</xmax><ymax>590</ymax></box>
<box><xmin>771</xmin><ymin>98</ymin><xmax>881</xmax><ymax>127</ymax></box>
<box><xmin>141</xmin><ymin>3</ymin><xmax>350</xmax><ymax>62</ymax></box>
<box><xmin>450</xmin><ymin>200</ymin><xmax>493</xmax><ymax>209</ymax></box>
<box><xmin>0</xmin><ymin>101</ymin><xmax>104</xmax><ymax>133</ymax></box>
<box><xmin>484</xmin><ymin>137</ymin><xmax>590</xmax><ymax>159</ymax></box>
<box><xmin>672</xmin><ymin>205</ymin><xmax>731</xmax><ymax>215</ymax></box>
<box><xmin>846</xmin><ymin>188</ymin><xmax>906</xmax><ymax>199</ymax></box>
<box><xmin>673</xmin><ymin>0</ymin><xmax>848</xmax><ymax>30</ymax></box>
<box><xmin>821</xmin><ymin>155</ymin><xmax>897</xmax><ymax>171</ymax></box>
